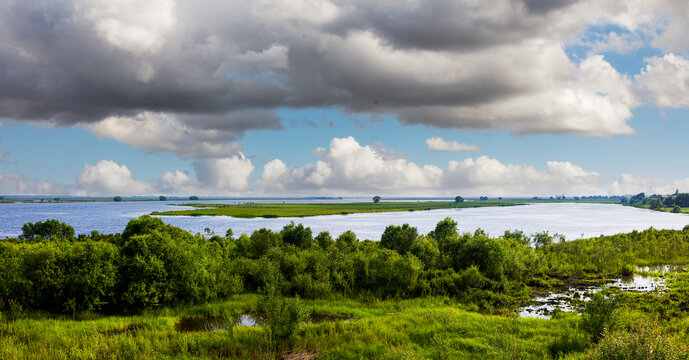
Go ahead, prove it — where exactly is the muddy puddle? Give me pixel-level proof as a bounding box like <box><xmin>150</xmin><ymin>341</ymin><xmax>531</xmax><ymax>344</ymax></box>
<box><xmin>519</xmin><ymin>267</ymin><xmax>674</xmax><ymax>319</ymax></box>
<box><xmin>176</xmin><ymin>312</ymin><xmax>352</xmax><ymax>332</ymax></box>
<box><xmin>100</xmin><ymin>323</ymin><xmax>149</xmax><ymax>336</ymax></box>
<box><xmin>175</xmin><ymin>314</ymin><xmax>260</xmax><ymax>332</ymax></box>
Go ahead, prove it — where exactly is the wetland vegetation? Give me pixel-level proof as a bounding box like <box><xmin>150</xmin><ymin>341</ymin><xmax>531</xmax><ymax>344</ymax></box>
<box><xmin>2</xmin><ymin>216</ymin><xmax>689</xmax><ymax>359</ymax></box>
<box><xmin>150</xmin><ymin>200</ymin><xmax>525</xmax><ymax>218</ymax></box>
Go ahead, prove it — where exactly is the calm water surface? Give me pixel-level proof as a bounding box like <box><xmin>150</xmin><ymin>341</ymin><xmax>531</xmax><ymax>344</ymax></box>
<box><xmin>1</xmin><ymin>201</ymin><xmax>688</xmax><ymax>240</ymax></box>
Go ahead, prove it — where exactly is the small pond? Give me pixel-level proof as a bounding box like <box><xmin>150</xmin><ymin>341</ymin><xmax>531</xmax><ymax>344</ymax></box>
<box><xmin>519</xmin><ymin>270</ymin><xmax>670</xmax><ymax>319</ymax></box>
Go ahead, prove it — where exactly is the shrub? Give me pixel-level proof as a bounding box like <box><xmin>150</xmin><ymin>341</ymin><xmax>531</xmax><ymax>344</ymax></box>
<box><xmin>259</xmin><ymin>274</ymin><xmax>308</xmax><ymax>355</ymax></box>
<box><xmin>594</xmin><ymin>320</ymin><xmax>689</xmax><ymax>360</ymax></box>
<box><xmin>580</xmin><ymin>291</ymin><xmax>623</xmax><ymax>342</ymax></box>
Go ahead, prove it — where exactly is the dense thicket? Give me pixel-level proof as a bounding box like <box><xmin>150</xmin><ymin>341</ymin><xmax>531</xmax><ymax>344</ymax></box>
<box><xmin>1</xmin><ymin>216</ymin><xmax>689</xmax><ymax>315</ymax></box>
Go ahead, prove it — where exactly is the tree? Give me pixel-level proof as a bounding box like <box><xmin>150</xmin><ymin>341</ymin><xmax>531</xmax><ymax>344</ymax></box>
<box><xmin>225</xmin><ymin>228</ymin><xmax>234</xmax><ymax>240</ymax></box>
<box><xmin>250</xmin><ymin>228</ymin><xmax>280</xmax><ymax>257</ymax></box>
<box><xmin>372</xmin><ymin>195</ymin><xmax>381</xmax><ymax>203</ymax></box>
<box><xmin>159</xmin><ymin>196</ymin><xmax>168</xmax><ymax>201</ymax></box>
<box><xmin>454</xmin><ymin>196</ymin><xmax>464</xmax><ymax>203</ymax></box>
<box><xmin>649</xmin><ymin>198</ymin><xmax>662</xmax><ymax>210</ymax></box>
<box><xmin>21</xmin><ymin>219</ymin><xmax>75</xmax><ymax>241</ymax></box>
<box><xmin>479</xmin><ymin>196</ymin><xmax>488</xmax><ymax>201</ymax></box>
<box><xmin>663</xmin><ymin>197</ymin><xmax>675</xmax><ymax>207</ymax></box>
<box><xmin>380</xmin><ymin>223</ymin><xmax>418</xmax><ymax>255</ymax></box>
<box><xmin>675</xmin><ymin>193</ymin><xmax>689</xmax><ymax>207</ymax></box>
<box><xmin>336</xmin><ymin>230</ymin><xmax>357</xmax><ymax>251</ymax></box>
<box><xmin>113</xmin><ymin>196</ymin><xmax>122</xmax><ymax>202</ymax></box>
<box><xmin>673</xmin><ymin>205</ymin><xmax>682</xmax><ymax>213</ymax></box>
<box><xmin>315</xmin><ymin>231</ymin><xmax>334</xmax><ymax>249</ymax></box>
<box><xmin>532</xmin><ymin>231</ymin><xmax>554</xmax><ymax>249</ymax></box>
<box><xmin>189</xmin><ymin>196</ymin><xmax>199</xmax><ymax>200</ymax></box>
<box><xmin>280</xmin><ymin>222</ymin><xmax>313</xmax><ymax>249</ymax></box>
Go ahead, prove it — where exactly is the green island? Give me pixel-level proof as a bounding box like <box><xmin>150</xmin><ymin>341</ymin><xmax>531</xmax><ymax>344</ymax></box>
<box><xmin>2</xmin><ymin>216</ymin><xmax>689</xmax><ymax>359</ymax></box>
<box><xmin>151</xmin><ymin>200</ymin><xmax>525</xmax><ymax>218</ymax></box>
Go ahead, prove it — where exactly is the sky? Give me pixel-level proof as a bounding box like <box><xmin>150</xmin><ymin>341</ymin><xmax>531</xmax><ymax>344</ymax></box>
<box><xmin>1</xmin><ymin>0</ymin><xmax>689</xmax><ymax>197</ymax></box>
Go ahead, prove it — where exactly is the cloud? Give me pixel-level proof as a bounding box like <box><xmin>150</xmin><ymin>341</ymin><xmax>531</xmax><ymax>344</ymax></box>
<box><xmin>588</xmin><ymin>31</ymin><xmax>645</xmax><ymax>54</ymax></box>
<box><xmin>258</xmin><ymin>136</ymin><xmax>602</xmax><ymax>196</ymax></box>
<box><xmin>426</xmin><ymin>137</ymin><xmax>480</xmax><ymax>152</ymax></box>
<box><xmin>89</xmin><ymin>112</ymin><xmax>253</xmax><ymax>159</ymax></box>
<box><xmin>610</xmin><ymin>173</ymin><xmax>689</xmax><ymax>195</ymax></box>
<box><xmin>0</xmin><ymin>173</ymin><xmax>71</xmax><ymax>195</ymax></box>
<box><xmin>636</xmin><ymin>54</ymin><xmax>689</xmax><ymax>109</ymax></box>
<box><xmin>192</xmin><ymin>154</ymin><xmax>254</xmax><ymax>192</ymax></box>
<box><xmin>76</xmin><ymin>160</ymin><xmax>152</xmax><ymax>196</ymax></box>
<box><xmin>4</xmin><ymin>0</ymin><xmax>687</xmax><ymax>141</ymax></box>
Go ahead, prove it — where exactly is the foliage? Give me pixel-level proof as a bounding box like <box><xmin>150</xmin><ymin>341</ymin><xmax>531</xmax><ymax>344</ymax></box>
<box><xmin>373</xmin><ymin>195</ymin><xmax>381</xmax><ymax>203</ymax></box>
<box><xmin>259</xmin><ymin>273</ymin><xmax>309</xmax><ymax>355</ymax></box>
<box><xmin>20</xmin><ymin>219</ymin><xmax>75</xmax><ymax>241</ymax></box>
<box><xmin>580</xmin><ymin>291</ymin><xmax>623</xmax><ymax>342</ymax></box>
<box><xmin>113</xmin><ymin>196</ymin><xmax>122</xmax><ymax>202</ymax></box>
<box><xmin>650</xmin><ymin>198</ymin><xmax>662</xmax><ymax>209</ymax></box>
<box><xmin>189</xmin><ymin>196</ymin><xmax>199</xmax><ymax>200</ymax></box>
<box><xmin>593</xmin><ymin>321</ymin><xmax>689</xmax><ymax>360</ymax></box>
<box><xmin>380</xmin><ymin>223</ymin><xmax>418</xmax><ymax>255</ymax></box>
<box><xmin>455</xmin><ymin>196</ymin><xmax>464</xmax><ymax>203</ymax></box>
<box><xmin>280</xmin><ymin>222</ymin><xmax>313</xmax><ymax>249</ymax></box>
<box><xmin>159</xmin><ymin>196</ymin><xmax>167</xmax><ymax>201</ymax></box>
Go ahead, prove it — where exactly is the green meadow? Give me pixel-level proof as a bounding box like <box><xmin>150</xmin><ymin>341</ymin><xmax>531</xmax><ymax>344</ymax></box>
<box><xmin>151</xmin><ymin>201</ymin><xmax>523</xmax><ymax>218</ymax></box>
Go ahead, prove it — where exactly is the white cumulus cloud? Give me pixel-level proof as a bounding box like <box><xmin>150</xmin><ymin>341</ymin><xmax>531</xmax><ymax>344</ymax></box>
<box><xmin>636</xmin><ymin>54</ymin><xmax>689</xmax><ymax>109</ymax></box>
<box><xmin>258</xmin><ymin>136</ymin><xmax>603</xmax><ymax>196</ymax></box>
<box><xmin>193</xmin><ymin>154</ymin><xmax>255</xmax><ymax>192</ymax></box>
<box><xmin>76</xmin><ymin>160</ymin><xmax>152</xmax><ymax>196</ymax></box>
<box><xmin>426</xmin><ymin>137</ymin><xmax>480</xmax><ymax>152</ymax></box>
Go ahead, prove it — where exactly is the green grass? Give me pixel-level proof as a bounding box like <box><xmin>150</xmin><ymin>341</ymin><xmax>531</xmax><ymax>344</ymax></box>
<box><xmin>150</xmin><ymin>201</ymin><xmax>524</xmax><ymax>218</ymax></box>
<box><xmin>0</xmin><ymin>295</ymin><xmax>587</xmax><ymax>360</ymax></box>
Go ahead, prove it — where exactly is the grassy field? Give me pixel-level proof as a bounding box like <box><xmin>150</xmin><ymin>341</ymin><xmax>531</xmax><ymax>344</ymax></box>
<box><xmin>0</xmin><ymin>295</ymin><xmax>588</xmax><ymax>360</ymax></box>
<box><xmin>150</xmin><ymin>201</ymin><xmax>524</xmax><ymax>218</ymax></box>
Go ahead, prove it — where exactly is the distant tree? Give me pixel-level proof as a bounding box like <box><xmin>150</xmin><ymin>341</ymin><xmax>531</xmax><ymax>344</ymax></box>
<box><xmin>54</xmin><ymin>197</ymin><xmax>60</xmax><ymax>202</ymax></box>
<box><xmin>21</xmin><ymin>219</ymin><xmax>75</xmax><ymax>241</ymax></box>
<box><xmin>673</xmin><ymin>205</ymin><xmax>682</xmax><ymax>213</ymax></box>
<box><xmin>532</xmin><ymin>231</ymin><xmax>554</xmax><ymax>249</ymax></box>
<box><xmin>663</xmin><ymin>197</ymin><xmax>675</xmax><ymax>207</ymax></box>
<box><xmin>0</xmin><ymin>196</ymin><xmax>4</xmax><ymax>200</ymax></box>
<box><xmin>620</xmin><ymin>197</ymin><xmax>628</xmax><ymax>204</ymax></box>
<box><xmin>372</xmin><ymin>195</ymin><xmax>381</xmax><ymax>203</ymax></box>
<box><xmin>113</xmin><ymin>196</ymin><xmax>122</xmax><ymax>202</ymax></box>
<box><xmin>380</xmin><ymin>223</ymin><xmax>418</xmax><ymax>255</ymax></box>
<box><xmin>280</xmin><ymin>222</ymin><xmax>313</xmax><ymax>249</ymax></box>
<box><xmin>250</xmin><ymin>228</ymin><xmax>280</xmax><ymax>257</ymax></box>
<box><xmin>315</xmin><ymin>231</ymin><xmax>334</xmax><ymax>249</ymax></box>
<box><xmin>479</xmin><ymin>196</ymin><xmax>488</xmax><ymax>201</ymax></box>
<box><xmin>159</xmin><ymin>196</ymin><xmax>167</xmax><ymax>201</ymax></box>
<box><xmin>336</xmin><ymin>230</ymin><xmax>357</xmax><ymax>251</ymax></box>
<box><xmin>189</xmin><ymin>196</ymin><xmax>199</xmax><ymax>200</ymax></box>
<box><xmin>454</xmin><ymin>196</ymin><xmax>464</xmax><ymax>203</ymax></box>
<box><xmin>225</xmin><ymin>228</ymin><xmax>234</xmax><ymax>240</ymax></box>
<box><xmin>629</xmin><ymin>192</ymin><xmax>645</xmax><ymax>204</ymax></box>
<box><xmin>675</xmin><ymin>193</ymin><xmax>689</xmax><ymax>207</ymax></box>
<box><xmin>649</xmin><ymin>198</ymin><xmax>662</xmax><ymax>210</ymax></box>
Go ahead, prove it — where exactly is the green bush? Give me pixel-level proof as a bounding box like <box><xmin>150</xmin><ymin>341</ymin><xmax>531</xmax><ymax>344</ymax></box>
<box><xmin>594</xmin><ymin>320</ymin><xmax>689</xmax><ymax>360</ymax></box>
<box><xmin>581</xmin><ymin>291</ymin><xmax>623</xmax><ymax>342</ymax></box>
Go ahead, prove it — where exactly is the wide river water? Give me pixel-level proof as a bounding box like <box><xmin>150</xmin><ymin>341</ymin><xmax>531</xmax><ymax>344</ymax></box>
<box><xmin>1</xmin><ymin>200</ymin><xmax>688</xmax><ymax>240</ymax></box>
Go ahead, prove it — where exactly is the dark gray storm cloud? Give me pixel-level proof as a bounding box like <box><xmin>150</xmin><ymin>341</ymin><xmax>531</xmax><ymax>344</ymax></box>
<box><xmin>0</xmin><ymin>0</ymin><xmax>672</xmax><ymax>142</ymax></box>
